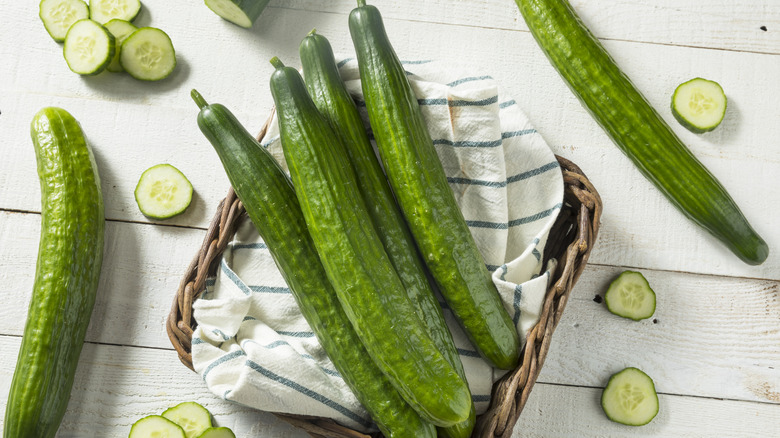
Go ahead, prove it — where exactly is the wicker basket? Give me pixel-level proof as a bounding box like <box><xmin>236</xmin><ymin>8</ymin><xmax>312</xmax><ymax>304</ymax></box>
<box><xmin>166</xmin><ymin>112</ymin><xmax>602</xmax><ymax>438</ymax></box>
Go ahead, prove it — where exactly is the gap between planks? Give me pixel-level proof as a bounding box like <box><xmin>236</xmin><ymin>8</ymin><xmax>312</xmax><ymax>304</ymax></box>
<box><xmin>0</xmin><ymin>206</ymin><xmax>207</xmax><ymax>232</ymax></box>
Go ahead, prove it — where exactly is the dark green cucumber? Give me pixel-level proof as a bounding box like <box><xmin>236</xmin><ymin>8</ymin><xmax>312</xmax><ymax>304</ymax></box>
<box><xmin>299</xmin><ymin>30</ymin><xmax>475</xmax><ymax>438</ymax></box>
<box><xmin>514</xmin><ymin>0</ymin><xmax>768</xmax><ymax>265</ymax></box>
<box><xmin>349</xmin><ymin>1</ymin><xmax>520</xmax><ymax>370</ymax></box>
<box><xmin>5</xmin><ymin>107</ymin><xmax>105</xmax><ymax>438</ymax></box>
<box><xmin>268</xmin><ymin>58</ymin><xmax>471</xmax><ymax>427</ymax></box>
<box><xmin>191</xmin><ymin>90</ymin><xmax>435</xmax><ymax>438</ymax></box>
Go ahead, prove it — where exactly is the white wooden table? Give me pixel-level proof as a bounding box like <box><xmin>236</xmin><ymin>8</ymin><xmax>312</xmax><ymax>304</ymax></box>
<box><xmin>1</xmin><ymin>1</ymin><xmax>779</xmax><ymax>436</ymax></box>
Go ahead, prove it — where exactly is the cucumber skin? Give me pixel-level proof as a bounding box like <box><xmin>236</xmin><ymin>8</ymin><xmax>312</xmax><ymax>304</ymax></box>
<box><xmin>515</xmin><ymin>0</ymin><xmax>768</xmax><ymax>265</ymax></box>
<box><xmin>269</xmin><ymin>63</ymin><xmax>471</xmax><ymax>427</ymax></box>
<box><xmin>348</xmin><ymin>4</ymin><xmax>520</xmax><ymax>370</ymax></box>
<box><xmin>194</xmin><ymin>96</ymin><xmax>436</xmax><ymax>438</ymax></box>
<box><xmin>299</xmin><ymin>32</ymin><xmax>476</xmax><ymax>438</ymax></box>
<box><xmin>205</xmin><ymin>0</ymin><xmax>270</xmax><ymax>28</ymax></box>
<box><xmin>4</xmin><ymin>107</ymin><xmax>104</xmax><ymax>438</ymax></box>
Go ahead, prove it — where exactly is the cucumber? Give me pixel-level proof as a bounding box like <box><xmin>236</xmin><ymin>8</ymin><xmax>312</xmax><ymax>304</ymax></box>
<box><xmin>601</xmin><ymin>367</ymin><xmax>659</xmax><ymax>426</ymax></box>
<box><xmin>103</xmin><ymin>19</ymin><xmax>137</xmax><ymax>72</ymax></box>
<box><xmin>39</xmin><ymin>0</ymin><xmax>89</xmax><ymax>42</ymax></box>
<box><xmin>63</xmin><ymin>19</ymin><xmax>115</xmax><ymax>75</ymax></box>
<box><xmin>349</xmin><ymin>1</ymin><xmax>520</xmax><ymax>370</ymax></box>
<box><xmin>514</xmin><ymin>0</ymin><xmax>768</xmax><ymax>265</ymax></box>
<box><xmin>161</xmin><ymin>402</ymin><xmax>212</xmax><ymax>438</ymax></box>
<box><xmin>119</xmin><ymin>27</ymin><xmax>177</xmax><ymax>81</ymax></box>
<box><xmin>299</xmin><ymin>29</ymin><xmax>475</xmax><ymax>438</ymax></box>
<box><xmin>196</xmin><ymin>427</ymin><xmax>236</xmax><ymax>438</ymax></box>
<box><xmin>129</xmin><ymin>415</ymin><xmax>186</xmax><ymax>438</ymax></box>
<box><xmin>604</xmin><ymin>271</ymin><xmax>656</xmax><ymax>321</ymax></box>
<box><xmin>269</xmin><ymin>58</ymin><xmax>471</xmax><ymax>427</ymax></box>
<box><xmin>192</xmin><ymin>90</ymin><xmax>436</xmax><ymax>438</ymax></box>
<box><xmin>134</xmin><ymin>164</ymin><xmax>193</xmax><ymax>219</ymax></box>
<box><xmin>89</xmin><ymin>0</ymin><xmax>141</xmax><ymax>24</ymax></box>
<box><xmin>671</xmin><ymin>78</ymin><xmax>727</xmax><ymax>133</ymax></box>
<box><xmin>4</xmin><ymin>107</ymin><xmax>104</xmax><ymax>438</ymax></box>
<box><xmin>204</xmin><ymin>0</ymin><xmax>270</xmax><ymax>28</ymax></box>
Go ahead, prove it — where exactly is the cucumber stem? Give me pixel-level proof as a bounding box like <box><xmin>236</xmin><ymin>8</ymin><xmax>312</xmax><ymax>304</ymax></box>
<box><xmin>191</xmin><ymin>89</ymin><xmax>208</xmax><ymax>109</ymax></box>
<box><xmin>270</xmin><ymin>56</ymin><xmax>285</xmax><ymax>69</ymax></box>
<box><xmin>357</xmin><ymin>0</ymin><xmax>366</xmax><ymax>6</ymax></box>
<box><xmin>308</xmin><ymin>28</ymin><xmax>317</xmax><ymax>36</ymax></box>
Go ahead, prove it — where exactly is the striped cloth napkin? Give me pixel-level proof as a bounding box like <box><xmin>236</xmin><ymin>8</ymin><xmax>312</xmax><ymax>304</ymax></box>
<box><xmin>191</xmin><ymin>59</ymin><xmax>564</xmax><ymax>432</ymax></box>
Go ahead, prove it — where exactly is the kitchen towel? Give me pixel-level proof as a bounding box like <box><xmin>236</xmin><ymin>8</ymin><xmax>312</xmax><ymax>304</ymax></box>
<box><xmin>191</xmin><ymin>58</ymin><xmax>564</xmax><ymax>432</ymax></box>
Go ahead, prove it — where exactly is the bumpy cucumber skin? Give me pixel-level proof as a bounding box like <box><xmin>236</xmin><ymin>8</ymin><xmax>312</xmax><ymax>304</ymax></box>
<box><xmin>193</xmin><ymin>93</ymin><xmax>435</xmax><ymax>438</ymax></box>
<box><xmin>269</xmin><ymin>63</ymin><xmax>471</xmax><ymax>427</ymax></box>
<box><xmin>671</xmin><ymin>78</ymin><xmax>727</xmax><ymax>134</ymax></box>
<box><xmin>299</xmin><ymin>31</ymin><xmax>475</xmax><ymax>438</ymax></box>
<box><xmin>204</xmin><ymin>0</ymin><xmax>270</xmax><ymax>28</ymax></box>
<box><xmin>515</xmin><ymin>0</ymin><xmax>768</xmax><ymax>265</ymax></box>
<box><xmin>4</xmin><ymin>108</ymin><xmax>104</xmax><ymax>438</ymax></box>
<box><xmin>348</xmin><ymin>3</ymin><xmax>520</xmax><ymax>370</ymax></box>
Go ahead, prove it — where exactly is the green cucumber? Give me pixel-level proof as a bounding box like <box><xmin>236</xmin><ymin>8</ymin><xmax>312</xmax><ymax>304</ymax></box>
<box><xmin>671</xmin><ymin>78</ymin><xmax>727</xmax><ymax>133</ymax></box>
<box><xmin>129</xmin><ymin>415</ymin><xmax>186</xmax><ymax>438</ymax></box>
<box><xmin>604</xmin><ymin>271</ymin><xmax>656</xmax><ymax>321</ymax></box>
<box><xmin>349</xmin><ymin>0</ymin><xmax>520</xmax><ymax>370</ymax></box>
<box><xmin>192</xmin><ymin>90</ymin><xmax>436</xmax><ymax>438</ymax></box>
<box><xmin>204</xmin><ymin>0</ymin><xmax>270</xmax><ymax>28</ymax></box>
<box><xmin>89</xmin><ymin>0</ymin><xmax>141</xmax><ymax>24</ymax></box>
<box><xmin>299</xmin><ymin>29</ymin><xmax>475</xmax><ymax>438</ymax></box>
<box><xmin>103</xmin><ymin>19</ymin><xmax>137</xmax><ymax>73</ymax></box>
<box><xmin>161</xmin><ymin>401</ymin><xmax>212</xmax><ymax>438</ymax></box>
<box><xmin>63</xmin><ymin>19</ymin><xmax>115</xmax><ymax>75</ymax></box>
<box><xmin>4</xmin><ymin>107</ymin><xmax>105</xmax><ymax>438</ymax></box>
<box><xmin>269</xmin><ymin>58</ymin><xmax>471</xmax><ymax>427</ymax></box>
<box><xmin>119</xmin><ymin>27</ymin><xmax>177</xmax><ymax>81</ymax></box>
<box><xmin>514</xmin><ymin>0</ymin><xmax>768</xmax><ymax>265</ymax></box>
<box><xmin>39</xmin><ymin>0</ymin><xmax>90</xmax><ymax>42</ymax></box>
<box><xmin>134</xmin><ymin>164</ymin><xmax>193</xmax><ymax>219</ymax></box>
<box><xmin>196</xmin><ymin>427</ymin><xmax>236</xmax><ymax>438</ymax></box>
<box><xmin>601</xmin><ymin>367</ymin><xmax>659</xmax><ymax>426</ymax></box>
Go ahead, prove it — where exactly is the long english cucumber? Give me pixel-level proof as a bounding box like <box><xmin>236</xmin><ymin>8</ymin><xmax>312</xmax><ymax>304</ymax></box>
<box><xmin>4</xmin><ymin>107</ymin><xmax>105</xmax><ymax>438</ymax></box>
<box><xmin>514</xmin><ymin>0</ymin><xmax>768</xmax><ymax>265</ymax></box>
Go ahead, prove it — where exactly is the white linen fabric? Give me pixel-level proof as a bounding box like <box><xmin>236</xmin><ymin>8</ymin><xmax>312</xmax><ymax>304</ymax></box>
<box><xmin>191</xmin><ymin>58</ymin><xmax>564</xmax><ymax>432</ymax></box>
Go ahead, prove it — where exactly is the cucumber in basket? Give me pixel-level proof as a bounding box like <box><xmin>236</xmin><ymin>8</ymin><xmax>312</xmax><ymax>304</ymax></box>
<box><xmin>349</xmin><ymin>0</ymin><xmax>520</xmax><ymax>370</ymax></box>
<box><xmin>269</xmin><ymin>57</ymin><xmax>471</xmax><ymax>427</ymax></box>
<box><xmin>4</xmin><ymin>107</ymin><xmax>104</xmax><ymax>438</ymax></box>
<box><xmin>513</xmin><ymin>0</ymin><xmax>768</xmax><ymax>265</ymax></box>
<box><xmin>299</xmin><ymin>29</ymin><xmax>475</xmax><ymax>438</ymax></box>
<box><xmin>39</xmin><ymin>0</ymin><xmax>90</xmax><ymax>42</ymax></box>
<box><xmin>63</xmin><ymin>19</ymin><xmax>115</xmax><ymax>75</ymax></box>
<box><xmin>191</xmin><ymin>90</ymin><xmax>437</xmax><ymax>438</ymax></box>
<box><xmin>120</xmin><ymin>27</ymin><xmax>177</xmax><ymax>81</ymax></box>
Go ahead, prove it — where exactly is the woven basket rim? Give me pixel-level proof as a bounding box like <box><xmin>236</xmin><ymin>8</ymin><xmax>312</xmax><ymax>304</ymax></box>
<box><xmin>166</xmin><ymin>109</ymin><xmax>602</xmax><ymax>438</ymax></box>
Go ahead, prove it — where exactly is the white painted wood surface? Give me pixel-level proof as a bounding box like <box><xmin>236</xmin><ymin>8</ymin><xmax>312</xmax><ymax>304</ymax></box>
<box><xmin>1</xmin><ymin>0</ymin><xmax>778</xmax><ymax>436</ymax></box>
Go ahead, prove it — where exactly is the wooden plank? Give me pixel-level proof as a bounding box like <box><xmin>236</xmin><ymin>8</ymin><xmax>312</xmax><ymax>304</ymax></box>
<box><xmin>0</xmin><ymin>336</ymin><xmax>308</xmax><ymax>437</ymax></box>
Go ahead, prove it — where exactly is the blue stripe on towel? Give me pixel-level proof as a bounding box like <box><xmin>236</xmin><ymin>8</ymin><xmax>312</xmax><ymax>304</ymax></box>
<box><xmin>245</xmin><ymin>360</ymin><xmax>373</xmax><ymax>428</ymax></box>
<box><xmin>447</xmin><ymin>75</ymin><xmax>493</xmax><ymax>87</ymax></box>
<box><xmin>447</xmin><ymin>161</ymin><xmax>559</xmax><ymax>188</ymax></box>
<box><xmin>501</xmin><ymin>129</ymin><xmax>537</xmax><ymax>139</ymax></box>
<box><xmin>457</xmin><ymin>348</ymin><xmax>482</xmax><ymax>358</ymax></box>
<box><xmin>467</xmin><ymin>203</ymin><xmax>562</xmax><ymax>229</ymax></box>
<box><xmin>233</xmin><ymin>242</ymin><xmax>268</xmax><ymax>250</ymax></box>
<box><xmin>248</xmin><ymin>285</ymin><xmax>291</xmax><ymax>294</ymax></box>
<box><xmin>203</xmin><ymin>350</ymin><xmax>246</xmax><ymax>380</ymax></box>
<box><xmin>433</xmin><ymin>138</ymin><xmax>503</xmax><ymax>148</ymax></box>
<box><xmin>473</xmin><ymin>394</ymin><xmax>492</xmax><ymax>403</ymax></box>
<box><xmin>499</xmin><ymin>100</ymin><xmax>516</xmax><ymax>109</ymax></box>
<box><xmin>506</xmin><ymin>161</ymin><xmax>560</xmax><ymax>184</ymax></box>
<box><xmin>513</xmin><ymin>284</ymin><xmax>523</xmax><ymax>327</ymax></box>
<box><xmin>220</xmin><ymin>261</ymin><xmax>252</xmax><ymax>295</ymax></box>
<box><xmin>278</xmin><ymin>330</ymin><xmax>317</xmax><ymax>338</ymax></box>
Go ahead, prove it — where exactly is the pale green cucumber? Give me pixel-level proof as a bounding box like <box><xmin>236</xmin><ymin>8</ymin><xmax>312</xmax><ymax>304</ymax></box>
<box><xmin>39</xmin><ymin>0</ymin><xmax>90</xmax><ymax>42</ymax></box>
<box><xmin>161</xmin><ymin>402</ymin><xmax>212</xmax><ymax>438</ymax></box>
<box><xmin>119</xmin><ymin>27</ymin><xmax>177</xmax><ymax>81</ymax></box>
<box><xmin>63</xmin><ymin>19</ymin><xmax>115</xmax><ymax>75</ymax></box>
<box><xmin>103</xmin><ymin>19</ymin><xmax>137</xmax><ymax>72</ymax></box>
<box><xmin>604</xmin><ymin>271</ymin><xmax>656</xmax><ymax>321</ymax></box>
<box><xmin>129</xmin><ymin>415</ymin><xmax>186</xmax><ymax>438</ymax></box>
<box><xmin>89</xmin><ymin>0</ymin><xmax>141</xmax><ymax>24</ymax></box>
<box><xmin>601</xmin><ymin>367</ymin><xmax>659</xmax><ymax>426</ymax></box>
<box><xmin>671</xmin><ymin>78</ymin><xmax>727</xmax><ymax>133</ymax></box>
<box><xmin>134</xmin><ymin>164</ymin><xmax>193</xmax><ymax>219</ymax></box>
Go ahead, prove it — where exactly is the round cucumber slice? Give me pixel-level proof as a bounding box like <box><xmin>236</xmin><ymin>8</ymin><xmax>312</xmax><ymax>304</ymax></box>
<box><xmin>39</xmin><ymin>0</ymin><xmax>90</xmax><ymax>42</ymax></box>
<box><xmin>604</xmin><ymin>270</ymin><xmax>656</xmax><ymax>321</ymax></box>
<box><xmin>119</xmin><ymin>27</ymin><xmax>177</xmax><ymax>81</ymax></box>
<box><xmin>103</xmin><ymin>19</ymin><xmax>137</xmax><ymax>72</ymax></box>
<box><xmin>601</xmin><ymin>367</ymin><xmax>659</xmax><ymax>426</ymax></box>
<box><xmin>196</xmin><ymin>427</ymin><xmax>236</xmax><ymax>438</ymax></box>
<box><xmin>671</xmin><ymin>77</ymin><xmax>727</xmax><ymax>133</ymax></box>
<box><xmin>129</xmin><ymin>415</ymin><xmax>186</xmax><ymax>438</ymax></box>
<box><xmin>88</xmin><ymin>0</ymin><xmax>141</xmax><ymax>24</ymax></box>
<box><xmin>135</xmin><ymin>164</ymin><xmax>193</xmax><ymax>219</ymax></box>
<box><xmin>63</xmin><ymin>19</ymin><xmax>115</xmax><ymax>75</ymax></box>
<box><xmin>161</xmin><ymin>402</ymin><xmax>212</xmax><ymax>438</ymax></box>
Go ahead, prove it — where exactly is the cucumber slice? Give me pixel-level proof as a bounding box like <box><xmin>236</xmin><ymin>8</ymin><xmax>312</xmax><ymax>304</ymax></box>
<box><xmin>196</xmin><ymin>427</ymin><xmax>236</xmax><ymax>438</ymax></box>
<box><xmin>63</xmin><ymin>19</ymin><xmax>115</xmax><ymax>75</ymax></box>
<box><xmin>134</xmin><ymin>164</ymin><xmax>193</xmax><ymax>219</ymax></box>
<box><xmin>604</xmin><ymin>270</ymin><xmax>656</xmax><ymax>321</ymax></box>
<box><xmin>103</xmin><ymin>19</ymin><xmax>137</xmax><ymax>72</ymax></box>
<box><xmin>601</xmin><ymin>367</ymin><xmax>659</xmax><ymax>426</ymax></box>
<box><xmin>88</xmin><ymin>0</ymin><xmax>141</xmax><ymax>24</ymax></box>
<box><xmin>129</xmin><ymin>415</ymin><xmax>186</xmax><ymax>438</ymax></box>
<box><xmin>204</xmin><ymin>0</ymin><xmax>270</xmax><ymax>28</ymax></box>
<box><xmin>161</xmin><ymin>402</ymin><xmax>212</xmax><ymax>438</ymax></box>
<box><xmin>39</xmin><ymin>0</ymin><xmax>90</xmax><ymax>42</ymax></box>
<box><xmin>671</xmin><ymin>78</ymin><xmax>727</xmax><ymax>133</ymax></box>
<box><xmin>119</xmin><ymin>27</ymin><xmax>177</xmax><ymax>81</ymax></box>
